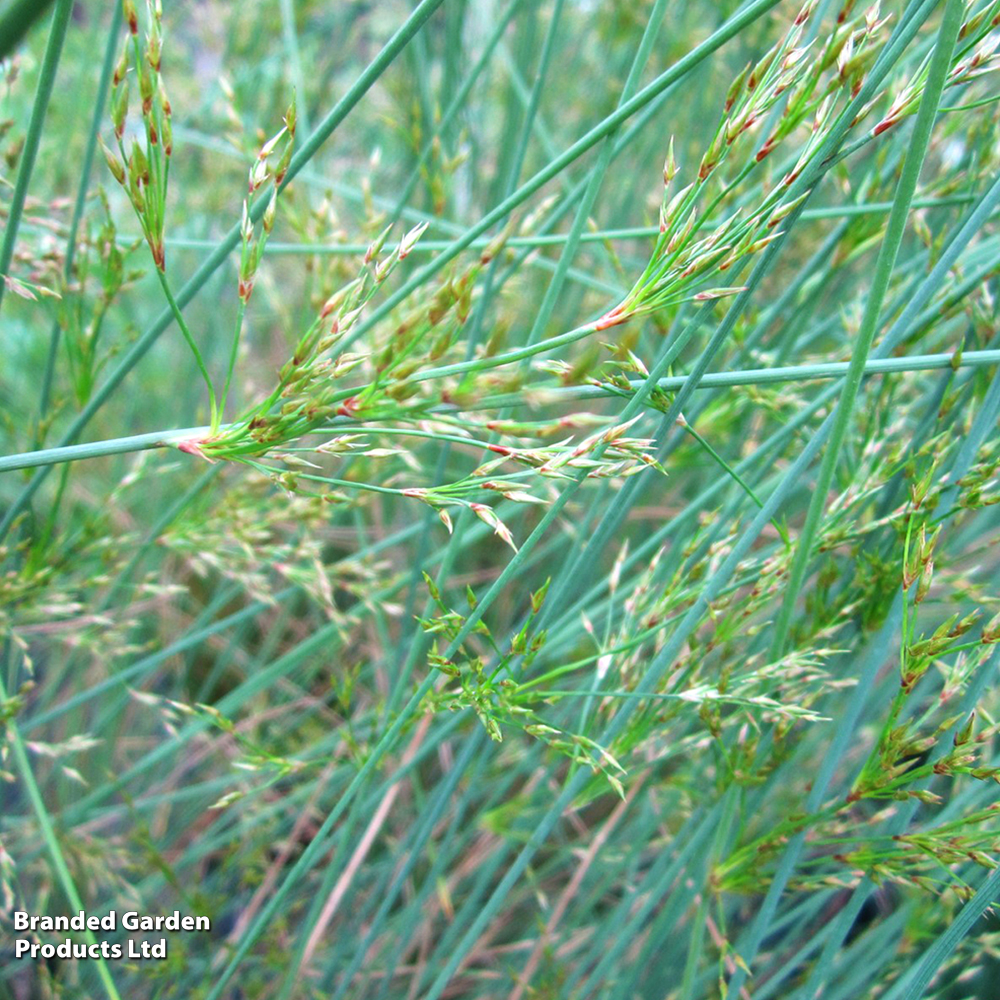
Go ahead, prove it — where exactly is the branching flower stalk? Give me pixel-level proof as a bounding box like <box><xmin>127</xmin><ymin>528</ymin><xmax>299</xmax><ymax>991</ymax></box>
<box><xmin>867</xmin><ymin>0</ymin><xmax>1000</xmax><ymax>135</ymax></box>
<box><xmin>120</xmin><ymin>0</ymin><xmax>996</xmax><ymax>558</ymax></box>
<box><xmin>159</xmin><ymin>196</ymin><xmax>665</xmax><ymax>544</ymax></box>
<box><xmin>593</xmin><ymin>0</ymin><xmax>878</xmax><ymax>331</ymax></box>
<box><xmin>99</xmin><ymin>0</ymin><xmax>223</xmax><ymax>427</ymax></box>
<box><xmin>184</xmin><ymin>218</ymin><xmax>443</xmax><ymax>466</ymax></box>
<box><xmin>596</xmin><ymin>0</ymin><xmax>999</xmax><ymax>334</ymax></box>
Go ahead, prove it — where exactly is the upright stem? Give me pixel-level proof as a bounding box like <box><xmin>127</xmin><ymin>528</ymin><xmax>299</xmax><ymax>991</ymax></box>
<box><xmin>0</xmin><ymin>0</ymin><xmax>57</xmax><ymax>60</ymax></box>
<box><xmin>38</xmin><ymin>2</ymin><xmax>124</xmax><ymax>426</ymax></box>
<box><xmin>0</xmin><ymin>662</ymin><xmax>123</xmax><ymax>1000</ymax></box>
<box><xmin>155</xmin><ymin>269</ymin><xmax>219</xmax><ymax>431</ymax></box>
<box><xmin>219</xmin><ymin>300</ymin><xmax>247</xmax><ymax>423</ymax></box>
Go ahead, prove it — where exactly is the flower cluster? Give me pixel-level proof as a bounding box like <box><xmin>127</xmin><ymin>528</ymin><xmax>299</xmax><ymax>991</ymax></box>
<box><xmin>237</xmin><ymin>102</ymin><xmax>296</xmax><ymax>305</ymax></box>
<box><xmin>870</xmin><ymin>1</ymin><xmax>1000</xmax><ymax>135</ymax></box>
<box><xmin>187</xmin><ymin>219</ymin><xmax>436</xmax><ymax>464</ymax></box>
<box><xmin>399</xmin><ymin>416</ymin><xmax>665</xmax><ymax>550</ymax></box>
<box><xmin>100</xmin><ymin>0</ymin><xmax>172</xmax><ymax>272</ymax></box>
<box><xmin>419</xmin><ymin>575</ymin><xmax>627</xmax><ymax>795</ymax></box>
<box><xmin>594</xmin><ymin>1</ymin><xmax>895</xmax><ymax>331</ymax></box>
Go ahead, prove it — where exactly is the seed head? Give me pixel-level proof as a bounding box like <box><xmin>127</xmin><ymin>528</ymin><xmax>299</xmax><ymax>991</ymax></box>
<box><xmin>725</xmin><ymin>62</ymin><xmax>751</xmax><ymax>113</ymax></box>
<box><xmin>111</xmin><ymin>77</ymin><xmax>129</xmax><ymax>140</ymax></box>
<box><xmin>249</xmin><ymin>156</ymin><xmax>269</xmax><ymax>193</ymax></box>
<box><xmin>794</xmin><ymin>1</ymin><xmax>816</xmax><ymax>26</ymax></box>
<box><xmin>129</xmin><ymin>138</ymin><xmax>149</xmax><ymax>185</ymax></box>
<box><xmin>240</xmin><ymin>201</ymin><xmax>253</xmax><ymax>244</ymax></box>
<box><xmin>262</xmin><ymin>189</ymin><xmax>278</xmax><ymax>234</ymax></box>
<box><xmin>399</xmin><ymin>221</ymin><xmax>429</xmax><ymax>260</ymax></box>
<box><xmin>748</xmin><ymin>39</ymin><xmax>781</xmax><ymax>92</ymax></box>
<box><xmin>667</xmin><ymin>207</ymin><xmax>697</xmax><ymax>254</ymax></box>
<box><xmin>480</xmin><ymin>227</ymin><xmax>509</xmax><ymax>264</ymax></box>
<box><xmin>113</xmin><ymin>45</ymin><xmax>129</xmax><ymax>86</ymax></box>
<box><xmin>99</xmin><ymin>137</ymin><xmax>126</xmax><ymax>186</ymax></box>
<box><xmin>146</xmin><ymin>20</ymin><xmax>161</xmax><ymax>71</ymax></box>
<box><xmin>662</xmin><ymin>137</ymin><xmax>677</xmax><ymax>186</ymax></box>
<box><xmin>693</xmin><ymin>286</ymin><xmax>747</xmax><ymax>301</ymax></box>
<box><xmin>364</xmin><ymin>224</ymin><xmax>392</xmax><ymax>265</ymax></box>
<box><xmin>124</xmin><ymin>0</ymin><xmax>139</xmax><ymax>34</ymax></box>
<box><xmin>274</xmin><ymin>141</ymin><xmax>294</xmax><ymax>187</ymax></box>
<box><xmin>915</xmin><ymin>559</ymin><xmax>933</xmax><ymax>604</ymax></box>
<box><xmin>158</xmin><ymin>79</ymin><xmax>171</xmax><ymax>117</ymax></box>
<box><xmin>138</xmin><ymin>58</ymin><xmax>154</xmax><ymax>114</ymax></box>
<box><xmin>838</xmin><ymin>0</ymin><xmax>858</xmax><ymax>24</ymax></box>
<box><xmin>470</xmin><ymin>503</ymin><xmax>517</xmax><ymax>552</ymax></box>
<box><xmin>161</xmin><ymin>113</ymin><xmax>172</xmax><ymax>157</ymax></box>
<box><xmin>982</xmin><ymin>609</ymin><xmax>1000</xmax><ymax>644</ymax></box>
<box><xmin>374</xmin><ymin>248</ymin><xmax>400</xmax><ymax>284</ymax></box>
<box><xmin>767</xmin><ymin>189</ymin><xmax>811</xmax><ymax>228</ymax></box>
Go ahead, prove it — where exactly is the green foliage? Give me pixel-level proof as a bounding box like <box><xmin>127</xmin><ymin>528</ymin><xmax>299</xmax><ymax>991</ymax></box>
<box><xmin>4</xmin><ymin>1</ymin><xmax>1000</xmax><ymax>999</ymax></box>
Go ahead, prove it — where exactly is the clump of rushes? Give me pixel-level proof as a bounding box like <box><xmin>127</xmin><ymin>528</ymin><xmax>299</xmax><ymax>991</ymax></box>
<box><xmin>153</xmin><ymin>1</ymin><xmax>1000</xmax><ymax>547</ymax></box>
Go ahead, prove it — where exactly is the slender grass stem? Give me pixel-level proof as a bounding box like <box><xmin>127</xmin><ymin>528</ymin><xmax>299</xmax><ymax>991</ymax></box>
<box><xmin>37</xmin><ymin>3</ymin><xmax>123</xmax><ymax>426</ymax></box>
<box><xmin>0</xmin><ymin>0</ymin><xmax>73</xmax><ymax>317</ymax></box>
<box><xmin>6</xmin><ymin>350</ymin><xmax>1000</xmax><ymax>473</ymax></box>
<box><xmin>278</xmin><ymin>0</ymin><xmax>310</xmax><ymax>139</ymax></box>
<box><xmin>0</xmin><ymin>0</ymin><xmax>57</xmax><ymax>60</ymax></box>
<box><xmin>107</xmin><ymin>195</ymin><xmax>977</xmax><ymax>257</ymax></box>
<box><xmin>219</xmin><ymin>299</ymin><xmax>247</xmax><ymax>422</ymax></box>
<box><xmin>154</xmin><ymin>269</ymin><xmax>218</xmax><ymax>429</ymax></box>
<box><xmin>0</xmin><ymin>663</ymin><xmax>122</xmax><ymax>1000</ymax></box>
<box><xmin>679</xmin><ymin>417</ymin><xmax>790</xmax><ymax>545</ymax></box>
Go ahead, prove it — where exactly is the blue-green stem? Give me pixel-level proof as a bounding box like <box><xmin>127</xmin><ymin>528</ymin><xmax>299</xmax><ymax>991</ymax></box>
<box><xmin>154</xmin><ymin>269</ymin><xmax>219</xmax><ymax>430</ymax></box>
<box><xmin>219</xmin><ymin>299</ymin><xmax>247</xmax><ymax>423</ymax></box>
<box><xmin>6</xmin><ymin>350</ymin><xmax>1000</xmax><ymax>474</ymax></box>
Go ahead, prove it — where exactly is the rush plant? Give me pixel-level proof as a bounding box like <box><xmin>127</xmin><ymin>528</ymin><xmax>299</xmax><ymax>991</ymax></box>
<box><xmin>3</xmin><ymin>2</ymin><xmax>1000</xmax><ymax>999</ymax></box>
